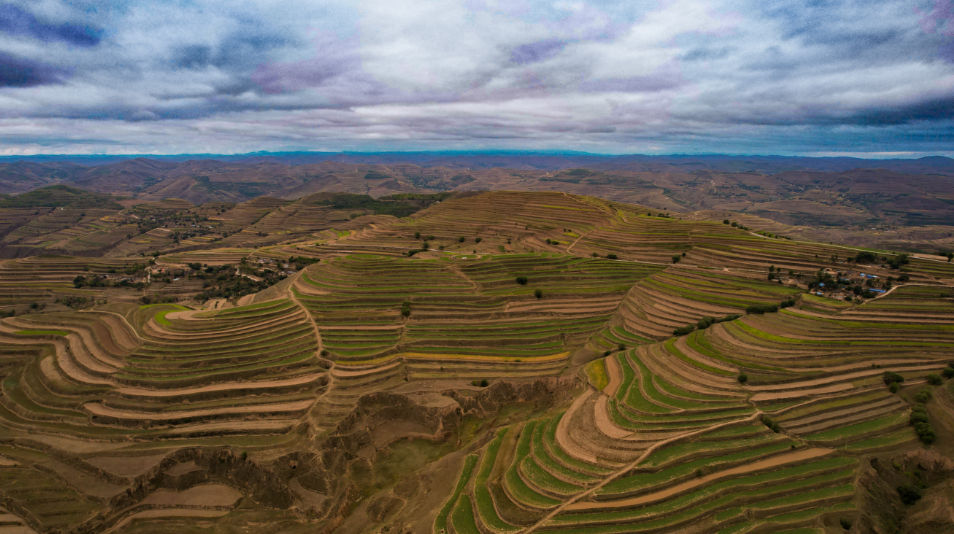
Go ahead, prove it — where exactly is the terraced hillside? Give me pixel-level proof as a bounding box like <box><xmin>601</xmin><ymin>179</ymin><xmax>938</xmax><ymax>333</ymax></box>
<box><xmin>0</xmin><ymin>190</ymin><xmax>952</xmax><ymax>534</ymax></box>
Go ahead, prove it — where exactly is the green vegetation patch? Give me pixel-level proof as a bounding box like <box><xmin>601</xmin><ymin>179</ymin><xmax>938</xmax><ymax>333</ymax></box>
<box><xmin>13</xmin><ymin>329</ymin><xmax>68</xmax><ymax>336</ymax></box>
<box><xmin>434</xmin><ymin>454</ymin><xmax>479</xmax><ymax>534</ymax></box>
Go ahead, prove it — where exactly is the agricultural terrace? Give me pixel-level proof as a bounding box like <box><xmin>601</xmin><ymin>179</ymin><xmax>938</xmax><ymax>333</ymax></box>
<box><xmin>293</xmin><ymin>252</ymin><xmax>661</xmax><ymax>429</ymax></box>
<box><xmin>317</xmin><ymin>191</ymin><xmax>619</xmax><ymax>256</ymax></box>
<box><xmin>0</xmin><ymin>298</ymin><xmax>323</xmax><ymax>446</ymax></box>
<box><xmin>0</xmin><ymin>255</ymin><xmax>152</xmax><ymax>306</ymax></box>
<box><xmin>0</xmin><ymin>189</ymin><xmax>951</xmax><ymax>534</ymax></box>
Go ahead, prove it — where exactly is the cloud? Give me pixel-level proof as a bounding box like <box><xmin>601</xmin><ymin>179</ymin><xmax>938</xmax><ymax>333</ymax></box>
<box><xmin>0</xmin><ymin>3</ymin><xmax>101</xmax><ymax>47</ymax></box>
<box><xmin>0</xmin><ymin>0</ymin><xmax>952</xmax><ymax>155</ymax></box>
<box><xmin>0</xmin><ymin>51</ymin><xmax>68</xmax><ymax>86</ymax></box>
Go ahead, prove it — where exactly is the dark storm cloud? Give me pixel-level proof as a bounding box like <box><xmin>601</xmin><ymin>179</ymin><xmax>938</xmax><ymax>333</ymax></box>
<box><xmin>0</xmin><ymin>3</ymin><xmax>100</xmax><ymax>46</ymax></box>
<box><xmin>849</xmin><ymin>97</ymin><xmax>954</xmax><ymax>125</ymax></box>
<box><xmin>0</xmin><ymin>52</ymin><xmax>67</xmax><ymax>86</ymax></box>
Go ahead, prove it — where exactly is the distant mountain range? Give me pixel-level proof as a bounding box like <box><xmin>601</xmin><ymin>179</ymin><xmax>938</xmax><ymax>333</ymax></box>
<box><xmin>3</xmin><ymin>152</ymin><xmax>953</xmax><ymax>174</ymax></box>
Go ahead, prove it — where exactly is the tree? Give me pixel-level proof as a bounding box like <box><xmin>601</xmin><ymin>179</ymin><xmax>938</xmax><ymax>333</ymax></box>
<box><xmin>723</xmin><ymin>219</ymin><xmax>729</xmax><ymax>224</ymax></box>
<box><xmin>928</xmin><ymin>373</ymin><xmax>943</xmax><ymax>386</ymax></box>
<box><xmin>415</xmin><ymin>231</ymin><xmax>421</xmax><ymax>239</ymax></box>
<box><xmin>769</xmin><ymin>265</ymin><xmax>775</xmax><ymax>272</ymax></box>
<box><xmin>882</xmin><ymin>371</ymin><xmax>904</xmax><ymax>385</ymax></box>
<box><xmin>606</xmin><ymin>253</ymin><xmax>618</xmax><ymax>260</ymax></box>
<box><xmin>401</xmin><ymin>300</ymin><xmax>411</xmax><ymax>318</ymax></box>
<box><xmin>475</xmin><ymin>237</ymin><xmax>482</xmax><ymax>243</ymax></box>
<box><xmin>948</xmin><ymin>252</ymin><xmax>954</xmax><ymax>262</ymax></box>
<box><xmin>516</xmin><ymin>276</ymin><xmax>528</xmax><ymax>285</ymax></box>
<box><xmin>534</xmin><ymin>289</ymin><xmax>543</xmax><ymax>299</ymax></box>
<box><xmin>618</xmin><ymin>343</ymin><xmax>626</xmax><ymax>351</ymax></box>
<box><xmin>672</xmin><ymin>255</ymin><xmax>681</xmax><ymax>264</ymax></box>
<box><xmin>737</xmin><ymin>372</ymin><xmax>748</xmax><ymax>384</ymax></box>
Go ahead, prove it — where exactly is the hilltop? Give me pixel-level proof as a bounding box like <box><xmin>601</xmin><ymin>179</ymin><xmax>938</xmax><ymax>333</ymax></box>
<box><xmin>2</xmin><ymin>155</ymin><xmax>954</xmax><ymax>253</ymax></box>
<box><xmin>0</xmin><ymin>190</ymin><xmax>951</xmax><ymax>533</ymax></box>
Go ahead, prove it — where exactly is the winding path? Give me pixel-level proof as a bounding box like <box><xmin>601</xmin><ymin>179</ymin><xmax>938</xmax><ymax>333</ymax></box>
<box><xmin>287</xmin><ymin>272</ymin><xmax>334</xmax><ymax>432</ymax></box>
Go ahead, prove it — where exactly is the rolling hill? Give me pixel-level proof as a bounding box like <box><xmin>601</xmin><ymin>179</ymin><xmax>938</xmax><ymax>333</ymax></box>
<box><xmin>0</xmin><ymin>190</ymin><xmax>952</xmax><ymax>533</ymax></box>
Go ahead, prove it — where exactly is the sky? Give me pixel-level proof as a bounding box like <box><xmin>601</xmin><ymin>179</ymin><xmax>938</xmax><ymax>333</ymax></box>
<box><xmin>0</xmin><ymin>0</ymin><xmax>953</xmax><ymax>156</ymax></box>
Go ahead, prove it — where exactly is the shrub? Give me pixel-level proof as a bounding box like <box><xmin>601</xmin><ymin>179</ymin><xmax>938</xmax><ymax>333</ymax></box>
<box><xmin>515</xmin><ymin>276</ymin><xmax>528</xmax><ymax>285</ymax></box>
<box><xmin>943</xmin><ymin>367</ymin><xmax>954</xmax><ymax>379</ymax></box>
<box><xmin>618</xmin><ymin>344</ymin><xmax>626</xmax><ymax>351</ymax></box>
<box><xmin>681</xmin><ymin>252</ymin><xmax>686</xmax><ymax>257</ymax></box>
<box><xmin>889</xmin><ymin>382</ymin><xmax>900</xmax><ymax>393</ymax></box>
<box><xmin>915</xmin><ymin>387</ymin><xmax>932</xmax><ymax>404</ymax></box>
<box><xmin>928</xmin><ymin>374</ymin><xmax>943</xmax><ymax>386</ymax></box>
<box><xmin>883</xmin><ymin>371</ymin><xmax>905</xmax><ymax>385</ymax></box>
<box><xmin>761</xmin><ymin>415</ymin><xmax>780</xmax><ymax>433</ymax></box>
<box><xmin>898</xmin><ymin>274</ymin><xmax>910</xmax><ymax>282</ymax></box>
<box><xmin>671</xmin><ymin>255</ymin><xmax>681</xmax><ymax>264</ymax></box>
<box><xmin>427</xmin><ymin>235</ymin><xmax>435</xmax><ymax>240</ymax></box>
<box><xmin>591</xmin><ymin>252</ymin><xmax>599</xmax><ymax>257</ymax></box>
<box><xmin>673</xmin><ymin>325</ymin><xmax>696</xmax><ymax>336</ymax></box>
<box><xmin>606</xmin><ymin>253</ymin><xmax>618</xmax><ymax>260</ymax></box>
<box><xmin>401</xmin><ymin>300</ymin><xmax>411</xmax><ymax>318</ymax></box>
<box><xmin>480</xmin><ymin>379</ymin><xmax>489</xmax><ymax>387</ymax></box>
<box><xmin>241</xmin><ymin>451</ymin><xmax>248</xmax><ymax>461</ymax></box>
<box><xmin>604</xmin><ymin>350</ymin><xmax>611</xmax><ymax>356</ymax></box>
<box><xmin>534</xmin><ymin>289</ymin><xmax>543</xmax><ymax>299</ymax></box>
<box><xmin>898</xmin><ymin>484</ymin><xmax>922</xmax><ymax>505</ymax></box>
<box><xmin>840</xmin><ymin>518</ymin><xmax>852</xmax><ymax>530</ymax></box>
<box><xmin>723</xmin><ymin>219</ymin><xmax>729</xmax><ymax>224</ymax></box>
<box><xmin>915</xmin><ymin>422</ymin><xmax>937</xmax><ymax>444</ymax></box>
<box><xmin>909</xmin><ymin>411</ymin><xmax>929</xmax><ymax>425</ymax></box>
<box><xmin>746</xmin><ymin>304</ymin><xmax>779</xmax><ymax>314</ymax></box>
<box><xmin>458</xmin><ymin>236</ymin><xmax>465</xmax><ymax>242</ymax></box>
<box><xmin>737</xmin><ymin>372</ymin><xmax>748</xmax><ymax>384</ymax></box>
<box><xmin>474</xmin><ymin>237</ymin><xmax>482</xmax><ymax>243</ymax></box>
<box><xmin>415</xmin><ymin>231</ymin><xmax>421</xmax><ymax>239</ymax></box>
